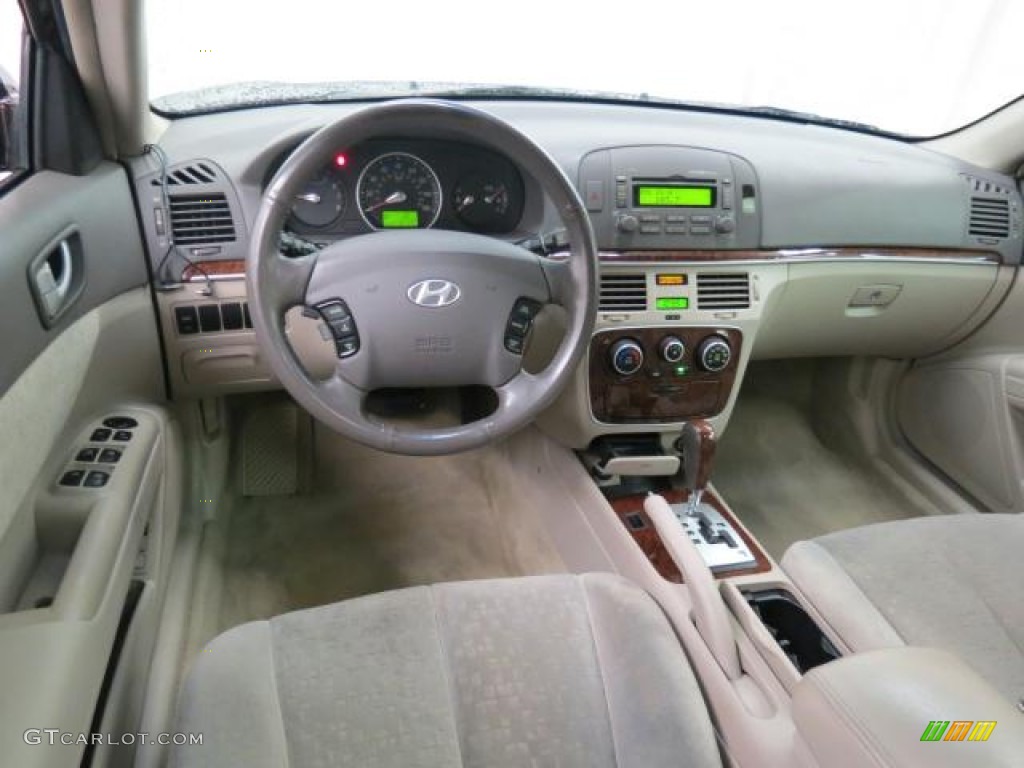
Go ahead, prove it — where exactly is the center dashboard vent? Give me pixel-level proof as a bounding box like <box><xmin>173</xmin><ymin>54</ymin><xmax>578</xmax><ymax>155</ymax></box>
<box><xmin>169</xmin><ymin>194</ymin><xmax>237</xmax><ymax>245</ymax></box>
<box><xmin>968</xmin><ymin>197</ymin><xmax>1010</xmax><ymax>239</ymax></box>
<box><xmin>697</xmin><ymin>273</ymin><xmax>750</xmax><ymax>310</ymax></box>
<box><xmin>599</xmin><ymin>273</ymin><xmax>647</xmax><ymax>312</ymax></box>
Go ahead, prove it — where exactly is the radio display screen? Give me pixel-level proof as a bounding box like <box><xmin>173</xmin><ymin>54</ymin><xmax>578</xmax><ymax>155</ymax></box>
<box><xmin>634</xmin><ymin>185</ymin><xmax>715</xmax><ymax>208</ymax></box>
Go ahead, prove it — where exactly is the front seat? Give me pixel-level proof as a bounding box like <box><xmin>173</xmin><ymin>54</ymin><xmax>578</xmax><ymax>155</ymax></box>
<box><xmin>782</xmin><ymin>513</ymin><xmax>1024</xmax><ymax>704</ymax></box>
<box><xmin>171</xmin><ymin>573</ymin><xmax>722</xmax><ymax>768</ymax></box>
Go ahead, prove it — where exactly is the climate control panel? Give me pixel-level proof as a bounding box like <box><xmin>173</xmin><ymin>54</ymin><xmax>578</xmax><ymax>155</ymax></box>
<box><xmin>589</xmin><ymin>328</ymin><xmax>742</xmax><ymax>423</ymax></box>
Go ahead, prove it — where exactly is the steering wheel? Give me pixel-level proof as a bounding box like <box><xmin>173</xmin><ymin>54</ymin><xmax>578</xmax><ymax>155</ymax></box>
<box><xmin>247</xmin><ymin>100</ymin><xmax>597</xmax><ymax>455</ymax></box>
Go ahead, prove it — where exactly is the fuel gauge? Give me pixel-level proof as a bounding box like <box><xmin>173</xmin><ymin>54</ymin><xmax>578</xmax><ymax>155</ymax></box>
<box><xmin>453</xmin><ymin>174</ymin><xmax>512</xmax><ymax>232</ymax></box>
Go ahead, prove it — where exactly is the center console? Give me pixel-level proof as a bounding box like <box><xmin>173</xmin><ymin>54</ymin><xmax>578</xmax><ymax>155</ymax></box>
<box><xmin>590</xmin><ymin>327</ymin><xmax>742</xmax><ymax>423</ymax></box>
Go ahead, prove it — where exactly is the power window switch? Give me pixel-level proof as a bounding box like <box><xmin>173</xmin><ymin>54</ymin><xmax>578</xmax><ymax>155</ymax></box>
<box><xmin>98</xmin><ymin>448</ymin><xmax>122</xmax><ymax>464</ymax></box>
<box><xmin>59</xmin><ymin>470</ymin><xmax>85</xmax><ymax>487</ymax></box>
<box><xmin>113</xmin><ymin>431</ymin><xmax>132</xmax><ymax>442</ymax></box>
<box><xmin>76</xmin><ymin>448</ymin><xmax>99</xmax><ymax>462</ymax></box>
<box><xmin>90</xmin><ymin>428</ymin><xmax>112</xmax><ymax>442</ymax></box>
<box><xmin>84</xmin><ymin>470</ymin><xmax>110</xmax><ymax>488</ymax></box>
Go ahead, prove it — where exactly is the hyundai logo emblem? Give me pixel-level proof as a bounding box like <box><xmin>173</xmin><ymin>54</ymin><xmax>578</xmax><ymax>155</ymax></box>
<box><xmin>407</xmin><ymin>279</ymin><xmax>462</xmax><ymax>308</ymax></box>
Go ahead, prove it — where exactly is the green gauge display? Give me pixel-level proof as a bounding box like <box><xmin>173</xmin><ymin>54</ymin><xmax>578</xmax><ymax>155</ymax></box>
<box><xmin>656</xmin><ymin>297</ymin><xmax>690</xmax><ymax>310</ymax></box>
<box><xmin>380</xmin><ymin>210</ymin><xmax>420</xmax><ymax>228</ymax></box>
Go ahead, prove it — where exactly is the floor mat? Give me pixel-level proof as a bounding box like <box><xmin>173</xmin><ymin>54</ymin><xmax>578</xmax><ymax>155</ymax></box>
<box><xmin>715</xmin><ymin>393</ymin><xmax>935</xmax><ymax>559</ymax></box>
<box><xmin>213</xmin><ymin>422</ymin><xmax>566</xmax><ymax>632</ymax></box>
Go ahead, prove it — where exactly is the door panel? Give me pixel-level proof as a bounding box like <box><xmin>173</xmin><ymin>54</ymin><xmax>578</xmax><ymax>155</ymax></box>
<box><xmin>0</xmin><ymin>161</ymin><xmax>174</xmax><ymax>768</ymax></box>
<box><xmin>0</xmin><ymin>164</ymin><xmax>151</xmax><ymax>393</ymax></box>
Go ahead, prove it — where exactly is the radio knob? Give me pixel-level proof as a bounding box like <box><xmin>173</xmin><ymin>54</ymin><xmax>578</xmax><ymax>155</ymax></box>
<box><xmin>698</xmin><ymin>335</ymin><xmax>732</xmax><ymax>373</ymax></box>
<box><xmin>659</xmin><ymin>336</ymin><xmax>686</xmax><ymax>363</ymax></box>
<box><xmin>610</xmin><ymin>338</ymin><xmax>644</xmax><ymax>376</ymax></box>
<box><xmin>616</xmin><ymin>214</ymin><xmax>639</xmax><ymax>234</ymax></box>
<box><xmin>715</xmin><ymin>216</ymin><xmax>736</xmax><ymax>234</ymax></box>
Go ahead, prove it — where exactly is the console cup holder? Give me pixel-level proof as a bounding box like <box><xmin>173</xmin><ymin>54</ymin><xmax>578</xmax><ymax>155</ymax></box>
<box><xmin>743</xmin><ymin>588</ymin><xmax>840</xmax><ymax>673</ymax></box>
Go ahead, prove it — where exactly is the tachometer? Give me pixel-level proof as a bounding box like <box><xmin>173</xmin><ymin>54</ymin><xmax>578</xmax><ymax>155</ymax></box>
<box><xmin>356</xmin><ymin>152</ymin><xmax>442</xmax><ymax>230</ymax></box>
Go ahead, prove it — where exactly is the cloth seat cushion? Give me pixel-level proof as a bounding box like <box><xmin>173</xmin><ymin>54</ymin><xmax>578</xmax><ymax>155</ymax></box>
<box><xmin>782</xmin><ymin>513</ymin><xmax>1024</xmax><ymax>704</ymax></box>
<box><xmin>171</xmin><ymin>572</ymin><xmax>721</xmax><ymax>768</ymax></box>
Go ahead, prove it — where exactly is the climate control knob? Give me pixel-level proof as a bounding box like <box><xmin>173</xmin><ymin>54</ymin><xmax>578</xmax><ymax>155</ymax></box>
<box><xmin>698</xmin><ymin>335</ymin><xmax>732</xmax><ymax>372</ymax></box>
<box><xmin>659</xmin><ymin>336</ymin><xmax>686</xmax><ymax>363</ymax></box>
<box><xmin>616</xmin><ymin>214</ymin><xmax>639</xmax><ymax>234</ymax></box>
<box><xmin>610</xmin><ymin>338</ymin><xmax>644</xmax><ymax>376</ymax></box>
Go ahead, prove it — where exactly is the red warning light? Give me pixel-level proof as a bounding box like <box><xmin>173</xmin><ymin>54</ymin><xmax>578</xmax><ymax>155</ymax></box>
<box><xmin>333</xmin><ymin>153</ymin><xmax>348</xmax><ymax>168</ymax></box>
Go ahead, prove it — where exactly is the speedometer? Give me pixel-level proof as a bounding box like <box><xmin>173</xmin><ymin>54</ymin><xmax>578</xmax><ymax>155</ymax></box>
<box><xmin>356</xmin><ymin>152</ymin><xmax>442</xmax><ymax>230</ymax></box>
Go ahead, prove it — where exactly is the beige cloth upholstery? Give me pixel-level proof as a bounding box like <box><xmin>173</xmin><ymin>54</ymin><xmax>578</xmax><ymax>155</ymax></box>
<box><xmin>782</xmin><ymin>514</ymin><xmax>1024</xmax><ymax>704</ymax></box>
<box><xmin>171</xmin><ymin>573</ymin><xmax>721</xmax><ymax>768</ymax></box>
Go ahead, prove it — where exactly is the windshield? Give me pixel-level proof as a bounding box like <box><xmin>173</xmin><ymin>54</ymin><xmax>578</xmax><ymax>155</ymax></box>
<box><xmin>147</xmin><ymin>0</ymin><xmax>1024</xmax><ymax>137</ymax></box>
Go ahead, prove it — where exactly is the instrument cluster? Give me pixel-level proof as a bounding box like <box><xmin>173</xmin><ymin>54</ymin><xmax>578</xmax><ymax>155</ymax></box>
<box><xmin>281</xmin><ymin>139</ymin><xmax>526</xmax><ymax>240</ymax></box>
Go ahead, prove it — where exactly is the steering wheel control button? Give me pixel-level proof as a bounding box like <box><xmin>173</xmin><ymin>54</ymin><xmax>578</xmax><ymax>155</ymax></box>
<box><xmin>174</xmin><ymin>306</ymin><xmax>199</xmax><ymax>335</ymax></box>
<box><xmin>76</xmin><ymin>448</ymin><xmax>99</xmax><ymax>462</ymax></box>
<box><xmin>113</xmin><ymin>430</ymin><xmax>133</xmax><ymax>442</ymax></box>
<box><xmin>329</xmin><ymin>316</ymin><xmax>356</xmax><ymax>338</ymax></box>
<box><xmin>315</xmin><ymin>300</ymin><xmax>361</xmax><ymax>359</ymax></box>
<box><xmin>59</xmin><ymin>470</ymin><xmax>85</xmax><ymax>487</ymax></box>
<box><xmin>98</xmin><ymin>448</ymin><xmax>122</xmax><ymax>464</ymax></box>
<box><xmin>610</xmin><ymin>338</ymin><xmax>645</xmax><ymax>376</ymax></box>
<box><xmin>504</xmin><ymin>299</ymin><xmax>542</xmax><ymax>355</ymax></box>
<box><xmin>504</xmin><ymin>335</ymin><xmax>525</xmax><ymax>355</ymax></box>
<box><xmin>90</xmin><ymin>428</ymin><xmax>112</xmax><ymax>442</ymax></box>
<box><xmin>698</xmin><ymin>336</ymin><xmax>733</xmax><ymax>372</ymax></box>
<box><xmin>659</xmin><ymin>336</ymin><xmax>686</xmax><ymax>363</ymax></box>
<box><xmin>317</xmin><ymin>301</ymin><xmax>350</xmax><ymax>322</ymax></box>
<box><xmin>336</xmin><ymin>338</ymin><xmax>359</xmax><ymax>358</ymax></box>
<box><xmin>84</xmin><ymin>470</ymin><xmax>111</xmax><ymax>489</ymax></box>
<box><xmin>103</xmin><ymin>416</ymin><xmax>138</xmax><ymax>430</ymax></box>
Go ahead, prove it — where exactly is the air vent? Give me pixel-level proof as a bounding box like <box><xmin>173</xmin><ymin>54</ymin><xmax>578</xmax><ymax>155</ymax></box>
<box><xmin>150</xmin><ymin>162</ymin><xmax>219</xmax><ymax>186</ymax></box>
<box><xmin>599</xmin><ymin>273</ymin><xmax>647</xmax><ymax>312</ymax></box>
<box><xmin>968</xmin><ymin>197</ymin><xmax>1010</xmax><ymax>239</ymax></box>
<box><xmin>697</xmin><ymin>273</ymin><xmax>750</xmax><ymax>310</ymax></box>
<box><xmin>169</xmin><ymin>194</ymin><xmax>236</xmax><ymax>245</ymax></box>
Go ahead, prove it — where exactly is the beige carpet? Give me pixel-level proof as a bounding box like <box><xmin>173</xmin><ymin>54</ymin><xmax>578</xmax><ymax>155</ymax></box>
<box><xmin>715</xmin><ymin>389</ymin><xmax>936</xmax><ymax>560</ymax></box>
<box><xmin>211</xmin><ymin>420</ymin><xmax>566</xmax><ymax>633</ymax></box>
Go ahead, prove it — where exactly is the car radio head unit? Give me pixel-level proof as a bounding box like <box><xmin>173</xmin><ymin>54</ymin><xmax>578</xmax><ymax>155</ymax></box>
<box><xmin>579</xmin><ymin>146</ymin><xmax>760</xmax><ymax>250</ymax></box>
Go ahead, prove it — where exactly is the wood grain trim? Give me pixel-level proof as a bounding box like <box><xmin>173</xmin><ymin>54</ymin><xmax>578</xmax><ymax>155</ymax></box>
<box><xmin>182</xmin><ymin>260</ymin><xmax>246</xmax><ymax>280</ymax></box>
<box><xmin>600</xmin><ymin>247</ymin><xmax>1002</xmax><ymax>264</ymax></box>
<box><xmin>611</xmin><ymin>488</ymin><xmax>772</xmax><ymax>582</ymax></box>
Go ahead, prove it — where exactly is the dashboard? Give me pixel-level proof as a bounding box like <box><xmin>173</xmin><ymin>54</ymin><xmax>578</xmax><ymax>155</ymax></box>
<box><xmin>269</xmin><ymin>139</ymin><xmax>527</xmax><ymax>241</ymax></box>
<box><xmin>130</xmin><ymin>99</ymin><xmax>1024</xmax><ymax>449</ymax></box>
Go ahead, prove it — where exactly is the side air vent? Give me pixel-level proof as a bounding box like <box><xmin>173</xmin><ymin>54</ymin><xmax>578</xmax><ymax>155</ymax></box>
<box><xmin>599</xmin><ymin>273</ymin><xmax>647</xmax><ymax>312</ymax></box>
<box><xmin>697</xmin><ymin>273</ymin><xmax>750</xmax><ymax>310</ymax></box>
<box><xmin>169</xmin><ymin>194</ymin><xmax>236</xmax><ymax>245</ymax></box>
<box><xmin>150</xmin><ymin>162</ymin><xmax>219</xmax><ymax>186</ymax></box>
<box><xmin>968</xmin><ymin>197</ymin><xmax>1010</xmax><ymax>239</ymax></box>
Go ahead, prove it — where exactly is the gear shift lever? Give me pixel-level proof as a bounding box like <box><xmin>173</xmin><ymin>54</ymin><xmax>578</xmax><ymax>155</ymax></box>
<box><xmin>680</xmin><ymin>420</ymin><xmax>716</xmax><ymax>516</ymax></box>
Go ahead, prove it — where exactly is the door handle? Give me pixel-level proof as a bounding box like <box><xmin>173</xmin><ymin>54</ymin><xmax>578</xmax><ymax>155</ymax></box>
<box><xmin>28</xmin><ymin>230</ymin><xmax>83</xmax><ymax>327</ymax></box>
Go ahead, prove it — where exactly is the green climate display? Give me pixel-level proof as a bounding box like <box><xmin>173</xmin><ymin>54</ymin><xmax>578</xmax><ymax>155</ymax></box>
<box><xmin>656</xmin><ymin>297</ymin><xmax>690</xmax><ymax>310</ymax></box>
<box><xmin>635</xmin><ymin>185</ymin><xmax>714</xmax><ymax>208</ymax></box>
<box><xmin>381</xmin><ymin>210</ymin><xmax>420</xmax><ymax>228</ymax></box>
